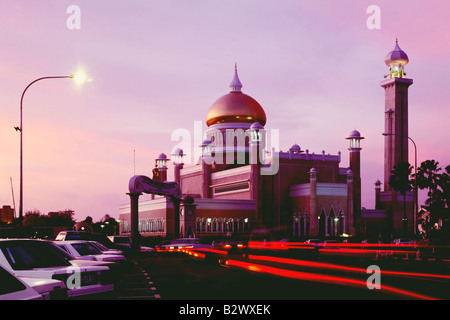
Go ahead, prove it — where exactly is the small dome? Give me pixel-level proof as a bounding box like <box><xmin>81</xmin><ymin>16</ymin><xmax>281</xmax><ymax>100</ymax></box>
<box><xmin>172</xmin><ymin>148</ymin><xmax>184</xmax><ymax>156</ymax></box>
<box><xmin>310</xmin><ymin>167</ymin><xmax>317</xmax><ymax>173</ymax></box>
<box><xmin>200</xmin><ymin>139</ymin><xmax>212</xmax><ymax>148</ymax></box>
<box><xmin>250</xmin><ymin>122</ymin><xmax>264</xmax><ymax>131</ymax></box>
<box><xmin>347</xmin><ymin>169</ymin><xmax>353</xmax><ymax>175</ymax></box>
<box><xmin>157</xmin><ymin>153</ymin><xmax>167</xmax><ymax>160</ymax></box>
<box><xmin>385</xmin><ymin>39</ymin><xmax>409</xmax><ymax>67</ymax></box>
<box><xmin>348</xmin><ymin>130</ymin><xmax>361</xmax><ymax>139</ymax></box>
<box><xmin>289</xmin><ymin>144</ymin><xmax>301</xmax><ymax>153</ymax></box>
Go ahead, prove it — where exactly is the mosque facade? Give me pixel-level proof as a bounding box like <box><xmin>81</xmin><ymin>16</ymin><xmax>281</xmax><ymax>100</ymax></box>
<box><xmin>119</xmin><ymin>41</ymin><xmax>415</xmax><ymax>240</ymax></box>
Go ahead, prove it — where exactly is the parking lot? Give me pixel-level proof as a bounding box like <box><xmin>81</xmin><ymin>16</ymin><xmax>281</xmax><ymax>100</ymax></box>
<box><xmin>1</xmin><ymin>232</ymin><xmax>449</xmax><ymax>300</ymax></box>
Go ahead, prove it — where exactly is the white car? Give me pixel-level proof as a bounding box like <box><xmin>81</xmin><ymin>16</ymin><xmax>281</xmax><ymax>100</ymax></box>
<box><xmin>87</xmin><ymin>241</ymin><xmax>124</xmax><ymax>255</ymax></box>
<box><xmin>20</xmin><ymin>277</ymin><xmax>67</xmax><ymax>300</ymax></box>
<box><xmin>108</xmin><ymin>236</ymin><xmax>132</xmax><ymax>247</ymax></box>
<box><xmin>0</xmin><ymin>265</ymin><xmax>43</xmax><ymax>300</ymax></box>
<box><xmin>160</xmin><ymin>238</ymin><xmax>212</xmax><ymax>251</ymax></box>
<box><xmin>0</xmin><ymin>239</ymin><xmax>114</xmax><ymax>298</ymax></box>
<box><xmin>108</xmin><ymin>236</ymin><xmax>155</xmax><ymax>253</ymax></box>
<box><xmin>54</xmin><ymin>240</ymin><xmax>126</xmax><ymax>263</ymax></box>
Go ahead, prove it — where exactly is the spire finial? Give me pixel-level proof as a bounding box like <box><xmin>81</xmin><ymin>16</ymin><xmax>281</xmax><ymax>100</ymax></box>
<box><xmin>230</xmin><ymin>63</ymin><xmax>243</xmax><ymax>93</ymax></box>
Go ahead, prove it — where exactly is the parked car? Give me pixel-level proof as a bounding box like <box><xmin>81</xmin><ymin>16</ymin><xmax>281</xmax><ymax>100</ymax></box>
<box><xmin>305</xmin><ymin>239</ymin><xmax>323</xmax><ymax>247</ymax></box>
<box><xmin>20</xmin><ymin>277</ymin><xmax>67</xmax><ymax>300</ymax></box>
<box><xmin>158</xmin><ymin>238</ymin><xmax>211</xmax><ymax>251</ymax></box>
<box><xmin>0</xmin><ymin>265</ymin><xmax>43</xmax><ymax>300</ymax></box>
<box><xmin>87</xmin><ymin>241</ymin><xmax>124</xmax><ymax>255</ymax></box>
<box><xmin>155</xmin><ymin>240</ymin><xmax>174</xmax><ymax>252</ymax></box>
<box><xmin>55</xmin><ymin>231</ymin><xmax>117</xmax><ymax>250</ymax></box>
<box><xmin>393</xmin><ymin>238</ymin><xmax>414</xmax><ymax>245</ymax></box>
<box><xmin>323</xmin><ymin>240</ymin><xmax>338</xmax><ymax>247</ymax></box>
<box><xmin>54</xmin><ymin>241</ymin><xmax>126</xmax><ymax>263</ymax></box>
<box><xmin>0</xmin><ymin>239</ymin><xmax>114</xmax><ymax>298</ymax></box>
<box><xmin>108</xmin><ymin>236</ymin><xmax>132</xmax><ymax>247</ymax></box>
<box><xmin>212</xmin><ymin>239</ymin><xmax>247</xmax><ymax>253</ymax></box>
<box><xmin>108</xmin><ymin>236</ymin><xmax>155</xmax><ymax>253</ymax></box>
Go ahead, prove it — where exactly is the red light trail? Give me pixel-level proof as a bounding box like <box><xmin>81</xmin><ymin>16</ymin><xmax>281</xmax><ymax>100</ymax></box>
<box><xmin>224</xmin><ymin>259</ymin><xmax>439</xmax><ymax>300</ymax></box>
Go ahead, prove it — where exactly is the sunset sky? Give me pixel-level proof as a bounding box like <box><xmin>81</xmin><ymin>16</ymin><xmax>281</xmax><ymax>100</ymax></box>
<box><xmin>1</xmin><ymin>1</ymin><xmax>449</xmax><ymax>222</ymax></box>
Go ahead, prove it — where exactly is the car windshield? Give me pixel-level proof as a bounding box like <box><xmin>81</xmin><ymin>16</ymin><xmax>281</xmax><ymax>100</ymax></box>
<box><xmin>0</xmin><ymin>240</ymin><xmax>72</xmax><ymax>270</ymax></box>
<box><xmin>89</xmin><ymin>241</ymin><xmax>109</xmax><ymax>251</ymax></box>
<box><xmin>71</xmin><ymin>242</ymin><xmax>102</xmax><ymax>256</ymax></box>
<box><xmin>63</xmin><ymin>232</ymin><xmax>116</xmax><ymax>248</ymax></box>
<box><xmin>50</xmin><ymin>243</ymin><xmax>76</xmax><ymax>261</ymax></box>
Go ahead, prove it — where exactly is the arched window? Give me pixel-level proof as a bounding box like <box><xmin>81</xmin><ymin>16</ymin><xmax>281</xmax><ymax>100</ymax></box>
<box><xmin>298</xmin><ymin>209</ymin><xmax>304</xmax><ymax>237</ymax></box>
<box><xmin>328</xmin><ymin>207</ymin><xmax>336</xmax><ymax>237</ymax></box>
<box><xmin>293</xmin><ymin>213</ymin><xmax>298</xmax><ymax>237</ymax></box>
<box><xmin>318</xmin><ymin>208</ymin><xmax>326</xmax><ymax>238</ymax></box>
<box><xmin>304</xmin><ymin>210</ymin><xmax>310</xmax><ymax>237</ymax></box>
<box><xmin>338</xmin><ymin>210</ymin><xmax>345</xmax><ymax>235</ymax></box>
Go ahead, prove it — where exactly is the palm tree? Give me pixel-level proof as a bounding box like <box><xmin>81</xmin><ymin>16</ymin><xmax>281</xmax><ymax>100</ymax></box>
<box><xmin>413</xmin><ymin>160</ymin><xmax>448</xmax><ymax>224</ymax></box>
<box><xmin>413</xmin><ymin>160</ymin><xmax>441</xmax><ymax>201</ymax></box>
<box><xmin>441</xmin><ymin>166</ymin><xmax>450</xmax><ymax>210</ymax></box>
<box><xmin>389</xmin><ymin>162</ymin><xmax>413</xmax><ymax>233</ymax></box>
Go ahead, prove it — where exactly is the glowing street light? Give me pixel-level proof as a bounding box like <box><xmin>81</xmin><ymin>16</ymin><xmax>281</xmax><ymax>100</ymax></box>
<box><xmin>17</xmin><ymin>73</ymin><xmax>86</xmax><ymax>222</ymax></box>
<box><xmin>71</xmin><ymin>72</ymin><xmax>87</xmax><ymax>85</ymax></box>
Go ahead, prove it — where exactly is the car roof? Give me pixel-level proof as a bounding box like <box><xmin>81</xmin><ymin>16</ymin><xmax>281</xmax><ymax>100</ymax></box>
<box><xmin>54</xmin><ymin>240</ymin><xmax>89</xmax><ymax>244</ymax></box>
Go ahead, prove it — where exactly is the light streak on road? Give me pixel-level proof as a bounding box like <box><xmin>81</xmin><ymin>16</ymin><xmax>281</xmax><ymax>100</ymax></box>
<box><xmin>247</xmin><ymin>255</ymin><xmax>450</xmax><ymax>280</ymax></box>
<box><xmin>223</xmin><ymin>259</ymin><xmax>438</xmax><ymax>300</ymax></box>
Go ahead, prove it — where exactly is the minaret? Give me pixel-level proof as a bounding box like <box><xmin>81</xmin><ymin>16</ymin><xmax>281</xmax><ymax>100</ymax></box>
<box><xmin>309</xmin><ymin>168</ymin><xmax>318</xmax><ymax>236</ymax></box>
<box><xmin>381</xmin><ymin>40</ymin><xmax>413</xmax><ymax>190</ymax></box>
<box><xmin>155</xmin><ymin>153</ymin><xmax>169</xmax><ymax>182</ymax></box>
<box><xmin>346</xmin><ymin>130</ymin><xmax>364</xmax><ymax>226</ymax></box>
<box><xmin>248</xmin><ymin>122</ymin><xmax>265</xmax><ymax>229</ymax></box>
<box><xmin>200</xmin><ymin>139</ymin><xmax>212</xmax><ymax>198</ymax></box>
<box><xmin>172</xmin><ymin>148</ymin><xmax>184</xmax><ymax>185</ymax></box>
<box><xmin>374</xmin><ymin>179</ymin><xmax>382</xmax><ymax>209</ymax></box>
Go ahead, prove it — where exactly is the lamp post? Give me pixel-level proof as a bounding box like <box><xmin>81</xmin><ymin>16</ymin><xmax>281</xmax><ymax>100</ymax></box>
<box><xmin>17</xmin><ymin>74</ymin><xmax>85</xmax><ymax>222</ymax></box>
<box><xmin>382</xmin><ymin>132</ymin><xmax>418</xmax><ymax>235</ymax></box>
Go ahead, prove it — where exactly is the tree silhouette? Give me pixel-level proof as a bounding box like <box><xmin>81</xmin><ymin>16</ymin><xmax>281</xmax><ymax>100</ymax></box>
<box><xmin>414</xmin><ymin>160</ymin><xmax>441</xmax><ymax>201</ymax></box>
<box><xmin>389</xmin><ymin>162</ymin><xmax>413</xmax><ymax>233</ymax></box>
<box><xmin>414</xmin><ymin>160</ymin><xmax>448</xmax><ymax>223</ymax></box>
<box><xmin>442</xmin><ymin>166</ymin><xmax>450</xmax><ymax>210</ymax></box>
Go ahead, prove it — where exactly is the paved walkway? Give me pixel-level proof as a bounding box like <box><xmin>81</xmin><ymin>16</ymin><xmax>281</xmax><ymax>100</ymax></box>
<box><xmin>114</xmin><ymin>261</ymin><xmax>161</xmax><ymax>300</ymax></box>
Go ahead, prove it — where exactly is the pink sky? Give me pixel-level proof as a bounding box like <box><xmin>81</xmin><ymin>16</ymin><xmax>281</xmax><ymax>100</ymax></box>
<box><xmin>1</xmin><ymin>1</ymin><xmax>449</xmax><ymax>222</ymax></box>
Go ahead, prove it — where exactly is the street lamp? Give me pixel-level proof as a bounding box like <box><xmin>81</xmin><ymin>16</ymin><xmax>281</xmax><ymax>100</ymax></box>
<box><xmin>382</xmin><ymin>132</ymin><xmax>418</xmax><ymax>235</ymax></box>
<box><xmin>17</xmin><ymin>73</ymin><xmax>85</xmax><ymax>222</ymax></box>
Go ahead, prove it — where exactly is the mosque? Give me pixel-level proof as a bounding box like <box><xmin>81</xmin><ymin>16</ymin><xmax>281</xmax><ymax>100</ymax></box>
<box><xmin>119</xmin><ymin>40</ymin><xmax>415</xmax><ymax>240</ymax></box>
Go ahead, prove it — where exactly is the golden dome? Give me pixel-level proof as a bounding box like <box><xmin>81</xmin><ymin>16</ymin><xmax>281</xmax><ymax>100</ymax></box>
<box><xmin>206</xmin><ymin>92</ymin><xmax>266</xmax><ymax>127</ymax></box>
<box><xmin>205</xmin><ymin>66</ymin><xmax>266</xmax><ymax>127</ymax></box>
